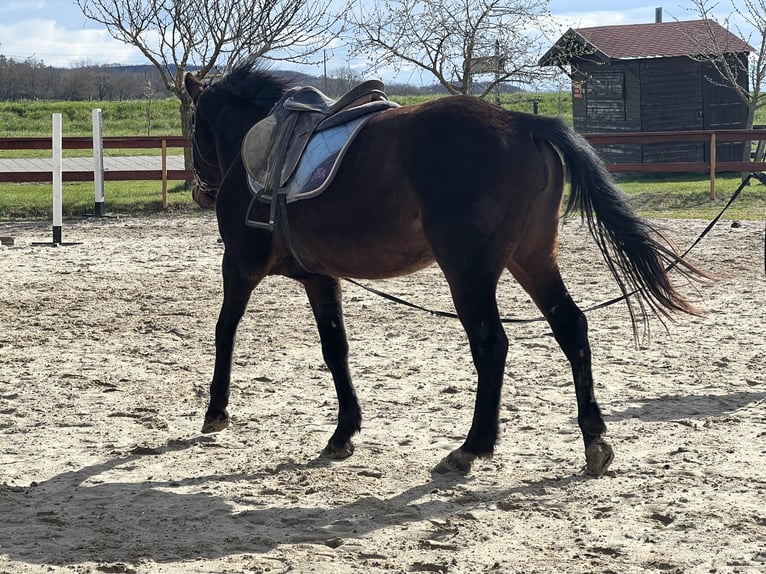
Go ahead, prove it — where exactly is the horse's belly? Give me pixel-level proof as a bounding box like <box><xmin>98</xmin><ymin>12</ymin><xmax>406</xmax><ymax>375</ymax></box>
<box><xmin>331</xmin><ymin>256</ymin><xmax>435</xmax><ymax>279</ymax></box>
<box><xmin>291</xmin><ymin>218</ymin><xmax>434</xmax><ymax>279</ymax></box>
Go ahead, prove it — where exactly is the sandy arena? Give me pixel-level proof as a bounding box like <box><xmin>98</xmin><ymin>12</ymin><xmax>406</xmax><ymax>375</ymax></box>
<box><xmin>0</xmin><ymin>214</ymin><xmax>764</xmax><ymax>573</ymax></box>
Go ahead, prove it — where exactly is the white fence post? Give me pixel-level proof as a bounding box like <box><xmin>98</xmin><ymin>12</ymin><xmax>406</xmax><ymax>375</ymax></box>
<box><xmin>92</xmin><ymin>108</ymin><xmax>105</xmax><ymax>216</ymax></box>
<box><xmin>52</xmin><ymin>113</ymin><xmax>63</xmax><ymax>244</ymax></box>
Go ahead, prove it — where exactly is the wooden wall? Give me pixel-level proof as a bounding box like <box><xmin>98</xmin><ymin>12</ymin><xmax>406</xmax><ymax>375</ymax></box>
<box><xmin>640</xmin><ymin>57</ymin><xmax>705</xmax><ymax>163</ymax></box>
<box><xmin>571</xmin><ymin>55</ymin><xmax>748</xmax><ymax>166</ymax></box>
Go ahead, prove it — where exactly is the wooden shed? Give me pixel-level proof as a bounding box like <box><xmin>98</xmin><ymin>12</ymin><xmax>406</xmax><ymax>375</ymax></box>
<box><xmin>539</xmin><ymin>20</ymin><xmax>752</xmax><ymax>165</ymax></box>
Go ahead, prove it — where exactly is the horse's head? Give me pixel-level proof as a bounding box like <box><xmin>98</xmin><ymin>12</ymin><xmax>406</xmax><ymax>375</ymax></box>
<box><xmin>185</xmin><ymin>64</ymin><xmax>294</xmax><ymax>209</ymax></box>
<box><xmin>185</xmin><ymin>73</ymin><xmax>220</xmax><ymax>209</ymax></box>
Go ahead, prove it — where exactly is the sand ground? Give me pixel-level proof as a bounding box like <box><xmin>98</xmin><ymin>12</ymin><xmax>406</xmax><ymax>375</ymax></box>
<box><xmin>0</xmin><ymin>214</ymin><xmax>764</xmax><ymax>573</ymax></box>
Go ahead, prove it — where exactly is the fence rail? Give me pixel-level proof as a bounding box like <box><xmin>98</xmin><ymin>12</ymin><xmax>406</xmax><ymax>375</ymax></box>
<box><xmin>587</xmin><ymin>129</ymin><xmax>766</xmax><ymax>198</ymax></box>
<box><xmin>3</xmin><ymin>130</ymin><xmax>766</xmax><ymax>199</ymax></box>
<box><xmin>0</xmin><ymin>135</ymin><xmax>189</xmax><ymax>150</ymax></box>
<box><xmin>0</xmin><ymin>135</ymin><xmax>192</xmax><ymax>185</ymax></box>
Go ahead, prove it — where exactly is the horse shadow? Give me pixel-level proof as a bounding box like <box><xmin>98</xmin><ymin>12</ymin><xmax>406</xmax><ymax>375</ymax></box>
<box><xmin>0</xmin><ymin>436</ymin><xmax>580</xmax><ymax>568</ymax></box>
<box><xmin>607</xmin><ymin>390</ymin><xmax>765</xmax><ymax>422</ymax></box>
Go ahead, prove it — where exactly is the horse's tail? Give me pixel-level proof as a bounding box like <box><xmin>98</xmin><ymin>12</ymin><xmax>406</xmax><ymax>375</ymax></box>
<box><xmin>518</xmin><ymin>114</ymin><xmax>709</xmax><ymax>338</ymax></box>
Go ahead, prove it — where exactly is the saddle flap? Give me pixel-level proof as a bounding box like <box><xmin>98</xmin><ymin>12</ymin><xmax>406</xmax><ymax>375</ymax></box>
<box><xmin>281</xmin><ymin>111</ymin><xmax>323</xmax><ymax>186</ymax></box>
<box><xmin>243</xmin><ymin>79</ymin><xmax>399</xmax><ymax>221</ymax></box>
<box><xmin>241</xmin><ymin>114</ymin><xmax>279</xmax><ymax>186</ymax></box>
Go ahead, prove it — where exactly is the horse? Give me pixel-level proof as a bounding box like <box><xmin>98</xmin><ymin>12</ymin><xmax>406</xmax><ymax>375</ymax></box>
<box><xmin>184</xmin><ymin>62</ymin><xmax>706</xmax><ymax>476</ymax></box>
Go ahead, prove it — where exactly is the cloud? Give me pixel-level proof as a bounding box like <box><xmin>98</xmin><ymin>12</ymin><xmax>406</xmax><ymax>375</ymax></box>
<box><xmin>550</xmin><ymin>8</ymin><xmax>659</xmax><ymax>30</ymax></box>
<box><xmin>0</xmin><ymin>18</ymin><xmax>144</xmax><ymax>67</ymax></box>
<box><xmin>0</xmin><ymin>1</ymin><xmax>47</xmax><ymax>16</ymax></box>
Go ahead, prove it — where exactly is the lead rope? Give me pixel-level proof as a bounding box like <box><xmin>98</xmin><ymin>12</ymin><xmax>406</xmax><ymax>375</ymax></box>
<box><xmin>343</xmin><ymin>277</ymin><xmax>540</xmax><ymax>324</ymax></box>
<box><xmin>344</xmin><ymin>172</ymin><xmax>764</xmax><ymax>323</ymax></box>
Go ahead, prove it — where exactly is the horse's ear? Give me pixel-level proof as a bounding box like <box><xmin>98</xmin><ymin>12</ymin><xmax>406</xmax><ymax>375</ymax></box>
<box><xmin>185</xmin><ymin>73</ymin><xmax>206</xmax><ymax>102</ymax></box>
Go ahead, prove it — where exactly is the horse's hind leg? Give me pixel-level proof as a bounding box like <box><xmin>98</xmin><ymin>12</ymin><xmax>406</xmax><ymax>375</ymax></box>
<box><xmin>203</xmin><ymin>251</ymin><xmax>263</xmax><ymax>433</ymax></box>
<box><xmin>433</xmin><ymin>268</ymin><xmax>509</xmax><ymax>475</ymax></box>
<box><xmin>510</xmin><ymin>262</ymin><xmax>614</xmax><ymax>476</ymax></box>
<box><xmin>301</xmin><ymin>275</ymin><xmax>361</xmax><ymax>459</ymax></box>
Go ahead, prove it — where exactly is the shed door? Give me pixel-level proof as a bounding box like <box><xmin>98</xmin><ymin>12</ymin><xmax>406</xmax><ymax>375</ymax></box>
<box><xmin>702</xmin><ymin>76</ymin><xmax>746</xmax><ymax>163</ymax></box>
<box><xmin>640</xmin><ymin>58</ymin><xmax>704</xmax><ymax>163</ymax></box>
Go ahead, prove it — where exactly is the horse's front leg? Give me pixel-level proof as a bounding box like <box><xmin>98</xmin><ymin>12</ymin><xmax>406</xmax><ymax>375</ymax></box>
<box><xmin>301</xmin><ymin>275</ymin><xmax>361</xmax><ymax>459</ymax></box>
<box><xmin>202</xmin><ymin>251</ymin><xmax>263</xmax><ymax>434</ymax></box>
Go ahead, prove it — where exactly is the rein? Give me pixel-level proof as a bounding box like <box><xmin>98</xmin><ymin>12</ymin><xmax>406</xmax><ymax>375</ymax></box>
<box><xmin>345</xmin><ymin>172</ymin><xmax>765</xmax><ymax>323</ymax></box>
<box><xmin>192</xmin><ymin>170</ymin><xmax>219</xmax><ymax>203</ymax></box>
<box><xmin>190</xmin><ymin>109</ymin><xmax>222</xmax><ymax>205</ymax></box>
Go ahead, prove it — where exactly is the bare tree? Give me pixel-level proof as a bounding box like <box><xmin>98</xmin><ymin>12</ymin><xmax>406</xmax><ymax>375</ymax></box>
<box><xmin>684</xmin><ymin>0</ymin><xmax>766</xmax><ymax>178</ymax></box>
<box><xmin>76</xmin><ymin>0</ymin><xmax>345</xmax><ymax>168</ymax></box>
<box><xmin>688</xmin><ymin>0</ymin><xmax>765</xmax><ymax>129</ymax></box>
<box><xmin>326</xmin><ymin>65</ymin><xmax>363</xmax><ymax>96</ymax></box>
<box><xmin>345</xmin><ymin>0</ymin><xmax>554</xmax><ymax>97</ymax></box>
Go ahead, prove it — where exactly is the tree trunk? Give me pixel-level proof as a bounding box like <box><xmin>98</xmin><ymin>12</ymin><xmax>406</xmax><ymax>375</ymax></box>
<box><xmin>178</xmin><ymin>91</ymin><xmax>194</xmax><ymax>186</ymax></box>
<box><xmin>742</xmin><ymin>102</ymin><xmax>756</xmax><ymax>183</ymax></box>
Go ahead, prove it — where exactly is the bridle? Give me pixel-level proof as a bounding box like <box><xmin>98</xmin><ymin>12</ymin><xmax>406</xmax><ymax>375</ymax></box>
<box><xmin>190</xmin><ymin>105</ymin><xmax>222</xmax><ymax>205</ymax></box>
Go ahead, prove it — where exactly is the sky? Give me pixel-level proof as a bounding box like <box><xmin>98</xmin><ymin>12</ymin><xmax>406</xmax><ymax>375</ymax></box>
<box><xmin>0</xmin><ymin>0</ymin><xmax>746</xmax><ymax>84</ymax></box>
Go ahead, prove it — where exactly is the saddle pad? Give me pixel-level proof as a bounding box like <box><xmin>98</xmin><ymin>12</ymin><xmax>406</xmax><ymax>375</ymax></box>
<box><xmin>246</xmin><ymin>111</ymin><xmax>377</xmax><ymax>203</ymax></box>
<box><xmin>286</xmin><ymin>113</ymin><xmax>374</xmax><ymax>202</ymax></box>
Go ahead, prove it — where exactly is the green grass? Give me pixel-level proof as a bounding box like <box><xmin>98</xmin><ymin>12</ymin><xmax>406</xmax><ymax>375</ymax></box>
<box><xmin>2</xmin><ymin>173</ymin><xmax>762</xmax><ymax>221</ymax></box>
<box><xmin>0</xmin><ymin>180</ymin><xmax>197</xmax><ymax>219</ymax></box>
<box><xmin>0</xmin><ymin>99</ymin><xmax>182</xmax><ymax>137</ymax></box>
<box><xmin>0</xmin><ymin>98</ymin><xmax>185</xmax><ymax>161</ymax></box>
<box><xmin>614</xmin><ymin>173</ymin><xmax>766</xmax><ymax>220</ymax></box>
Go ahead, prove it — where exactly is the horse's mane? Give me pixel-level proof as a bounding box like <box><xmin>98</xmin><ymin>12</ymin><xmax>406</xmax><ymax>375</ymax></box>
<box><xmin>213</xmin><ymin>60</ymin><xmax>294</xmax><ymax>107</ymax></box>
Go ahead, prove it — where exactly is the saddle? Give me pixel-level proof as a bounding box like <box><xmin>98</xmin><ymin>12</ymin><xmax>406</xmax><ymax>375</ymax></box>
<box><xmin>242</xmin><ymin>80</ymin><xmax>400</xmax><ymax>230</ymax></box>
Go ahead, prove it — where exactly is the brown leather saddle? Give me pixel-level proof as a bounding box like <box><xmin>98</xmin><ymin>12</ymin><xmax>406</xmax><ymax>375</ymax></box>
<box><xmin>242</xmin><ymin>80</ymin><xmax>399</xmax><ymax>231</ymax></box>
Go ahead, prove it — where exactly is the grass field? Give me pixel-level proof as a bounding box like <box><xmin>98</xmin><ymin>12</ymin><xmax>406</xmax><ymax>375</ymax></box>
<box><xmin>0</xmin><ymin>93</ymin><xmax>569</xmax><ymax>139</ymax></box>
<box><xmin>1</xmin><ymin>173</ymin><xmax>762</xmax><ymax>222</ymax></box>
<box><xmin>0</xmin><ymin>99</ymin><xmax>182</xmax><ymax>138</ymax></box>
<box><xmin>0</xmin><ymin>94</ymin><xmax>765</xmax><ymax>221</ymax></box>
<box><xmin>0</xmin><ymin>181</ymin><xmax>196</xmax><ymax>219</ymax></box>
<box><xmin>615</xmin><ymin>173</ymin><xmax>765</xmax><ymax>220</ymax></box>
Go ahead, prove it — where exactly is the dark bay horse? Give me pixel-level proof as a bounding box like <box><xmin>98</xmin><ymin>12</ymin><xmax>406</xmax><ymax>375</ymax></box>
<box><xmin>184</xmin><ymin>63</ymin><xmax>706</xmax><ymax>476</ymax></box>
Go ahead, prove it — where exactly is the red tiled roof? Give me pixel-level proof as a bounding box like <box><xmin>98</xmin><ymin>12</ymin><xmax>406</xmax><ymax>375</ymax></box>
<box><xmin>575</xmin><ymin>20</ymin><xmax>752</xmax><ymax>59</ymax></box>
<box><xmin>540</xmin><ymin>19</ymin><xmax>753</xmax><ymax>66</ymax></box>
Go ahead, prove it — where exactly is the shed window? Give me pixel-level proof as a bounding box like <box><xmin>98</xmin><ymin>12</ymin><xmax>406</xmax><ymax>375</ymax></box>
<box><xmin>585</xmin><ymin>71</ymin><xmax>626</xmax><ymax>121</ymax></box>
<box><xmin>588</xmin><ymin>72</ymin><xmax>624</xmax><ymax>97</ymax></box>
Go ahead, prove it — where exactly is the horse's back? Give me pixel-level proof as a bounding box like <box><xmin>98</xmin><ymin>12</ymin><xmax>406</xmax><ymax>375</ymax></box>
<box><xmin>280</xmin><ymin>96</ymin><xmax>564</xmax><ymax>279</ymax></box>
<box><xmin>387</xmin><ymin>96</ymin><xmax>563</xmax><ymax>241</ymax></box>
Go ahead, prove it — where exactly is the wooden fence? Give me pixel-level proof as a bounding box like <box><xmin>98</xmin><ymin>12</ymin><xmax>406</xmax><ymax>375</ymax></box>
<box><xmin>3</xmin><ymin>129</ymin><xmax>766</xmax><ymax>199</ymax></box>
<box><xmin>0</xmin><ymin>135</ymin><xmax>190</xmax><ymax>209</ymax></box>
<box><xmin>0</xmin><ymin>135</ymin><xmax>191</xmax><ymax>182</ymax></box>
<box><xmin>590</xmin><ymin>129</ymin><xmax>766</xmax><ymax>198</ymax></box>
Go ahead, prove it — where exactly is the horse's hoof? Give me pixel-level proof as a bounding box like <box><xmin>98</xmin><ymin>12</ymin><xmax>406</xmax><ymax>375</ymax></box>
<box><xmin>201</xmin><ymin>412</ymin><xmax>230</xmax><ymax>434</ymax></box>
<box><xmin>321</xmin><ymin>440</ymin><xmax>355</xmax><ymax>460</ymax></box>
<box><xmin>585</xmin><ymin>438</ymin><xmax>614</xmax><ymax>476</ymax></box>
<box><xmin>433</xmin><ymin>449</ymin><xmax>476</xmax><ymax>475</ymax></box>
